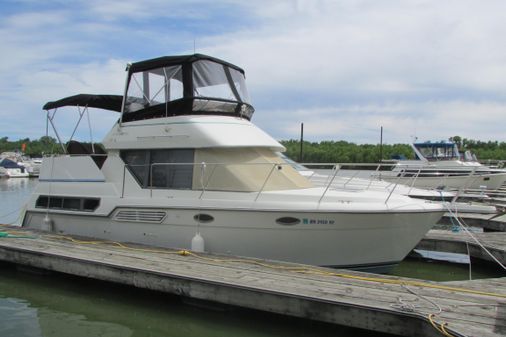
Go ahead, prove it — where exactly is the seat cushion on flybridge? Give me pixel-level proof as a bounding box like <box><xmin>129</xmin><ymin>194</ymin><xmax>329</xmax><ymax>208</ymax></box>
<box><xmin>66</xmin><ymin>141</ymin><xmax>107</xmax><ymax>169</ymax></box>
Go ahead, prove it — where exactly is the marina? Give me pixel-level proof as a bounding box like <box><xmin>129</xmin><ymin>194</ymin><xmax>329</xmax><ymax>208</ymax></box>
<box><xmin>1</xmin><ymin>53</ymin><xmax>506</xmax><ymax>337</ymax></box>
<box><xmin>2</xmin><ymin>163</ymin><xmax>506</xmax><ymax>337</ymax></box>
<box><xmin>3</xmin><ymin>3</ymin><xmax>506</xmax><ymax>337</ymax></box>
<box><xmin>0</xmin><ymin>225</ymin><xmax>505</xmax><ymax>337</ymax></box>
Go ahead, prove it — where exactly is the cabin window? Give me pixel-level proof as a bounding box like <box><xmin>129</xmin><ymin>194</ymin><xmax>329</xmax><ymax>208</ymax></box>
<box><xmin>125</xmin><ymin>65</ymin><xmax>183</xmax><ymax>113</ymax></box>
<box><xmin>35</xmin><ymin>196</ymin><xmax>100</xmax><ymax>212</ymax></box>
<box><xmin>121</xmin><ymin>149</ymin><xmax>194</xmax><ymax>189</ymax></box>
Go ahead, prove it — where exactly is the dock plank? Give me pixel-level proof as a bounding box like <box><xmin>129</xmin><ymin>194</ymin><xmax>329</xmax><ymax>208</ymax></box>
<box><xmin>418</xmin><ymin>230</ymin><xmax>506</xmax><ymax>266</ymax></box>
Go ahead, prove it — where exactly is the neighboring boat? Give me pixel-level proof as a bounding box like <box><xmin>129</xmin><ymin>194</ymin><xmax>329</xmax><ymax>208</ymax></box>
<box><xmin>21</xmin><ymin>54</ymin><xmax>444</xmax><ymax>272</ymax></box>
<box><xmin>23</xmin><ymin>157</ymin><xmax>42</xmax><ymax>177</ymax></box>
<box><xmin>0</xmin><ymin>152</ymin><xmax>41</xmax><ymax>177</ymax></box>
<box><xmin>0</xmin><ymin>158</ymin><xmax>29</xmax><ymax>178</ymax></box>
<box><xmin>279</xmin><ymin>158</ymin><xmax>497</xmax><ymax>214</ymax></box>
<box><xmin>375</xmin><ymin>141</ymin><xmax>506</xmax><ymax>190</ymax></box>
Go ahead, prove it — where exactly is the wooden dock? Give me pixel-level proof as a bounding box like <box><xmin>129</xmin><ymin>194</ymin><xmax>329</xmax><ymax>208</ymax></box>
<box><xmin>418</xmin><ymin>229</ymin><xmax>506</xmax><ymax>265</ymax></box>
<box><xmin>439</xmin><ymin>213</ymin><xmax>506</xmax><ymax>232</ymax></box>
<box><xmin>0</xmin><ymin>226</ymin><xmax>505</xmax><ymax>337</ymax></box>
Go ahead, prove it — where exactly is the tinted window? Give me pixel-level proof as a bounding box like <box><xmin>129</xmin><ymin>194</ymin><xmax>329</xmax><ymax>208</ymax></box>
<box><xmin>121</xmin><ymin>149</ymin><xmax>194</xmax><ymax>189</ymax></box>
<box><xmin>35</xmin><ymin>196</ymin><xmax>99</xmax><ymax>212</ymax></box>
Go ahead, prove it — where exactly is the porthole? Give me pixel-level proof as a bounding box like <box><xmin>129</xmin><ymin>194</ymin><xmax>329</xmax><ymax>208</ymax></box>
<box><xmin>276</xmin><ymin>217</ymin><xmax>300</xmax><ymax>226</ymax></box>
<box><xmin>194</xmin><ymin>213</ymin><xmax>214</xmax><ymax>223</ymax></box>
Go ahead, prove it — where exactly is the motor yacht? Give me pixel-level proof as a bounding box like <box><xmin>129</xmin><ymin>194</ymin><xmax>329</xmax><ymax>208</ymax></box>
<box><xmin>21</xmin><ymin>54</ymin><xmax>444</xmax><ymax>272</ymax></box>
<box><xmin>0</xmin><ymin>158</ymin><xmax>30</xmax><ymax>178</ymax></box>
<box><xmin>375</xmin><ymin>141</ymin><xmax>506</xmax><ymax>191</ymax></box>
<box><xmin>0</xmin><ymin>152</ymin><xmax>41</xmax><ymax>177</ymax></box>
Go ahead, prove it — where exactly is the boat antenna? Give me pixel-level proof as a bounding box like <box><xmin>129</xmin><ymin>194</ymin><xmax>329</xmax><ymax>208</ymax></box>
<box><xmin>193</xmin><ymin>39</ymin><xmax>196</xmax><ymax>54</ymax></box>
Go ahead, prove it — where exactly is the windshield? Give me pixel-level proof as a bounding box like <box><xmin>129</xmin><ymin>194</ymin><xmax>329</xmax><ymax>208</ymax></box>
<box><xmin>121</xmin><ymin>55</ymin><xmax>254</xmax><ymax>122</ymax></box>
<box><xmin>192</xmin><ymin>60</ymin><xmax>250</xmax><ymax>103</ymax></box>
<box><xmin>415</xmin><ymin>143</ymin><xmax>460</xmax><ymax>160</ymax></box>
<box><xmin>124</xmin><ymin>65</ymin><xmax>184</xmax><ymax>113</ymax></box>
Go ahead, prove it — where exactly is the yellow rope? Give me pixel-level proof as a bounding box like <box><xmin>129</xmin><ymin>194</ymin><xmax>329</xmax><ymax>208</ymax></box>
<box><xmin>440</xmin><ymin>322</ymin><xmax>455</xmax><ymax>337</ymax></box>
<box><xmin>43</xmin><ymin>234</ymin><xmax>185</xmax><ymax>255</ymax></box>
<box><xmin>428</xmin><ymin>314</ymin><xmax>457</xmax><ymax>337</ymax></box>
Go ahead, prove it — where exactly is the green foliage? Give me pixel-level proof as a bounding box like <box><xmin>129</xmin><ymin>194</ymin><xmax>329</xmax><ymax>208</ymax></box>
<box><xmin>281</xmin><ymin>139</ymin><xmax>414</xmax><ymax>163</ymax></box>
<box><xmin>281</xmin><ymin>137</ymin><xmax>506</xmax><ymax>163</ymax></box>
<box><xmin>0</xmin><ymin>136</ymin><xmax>64</xmax><ymax>156</ymax></box>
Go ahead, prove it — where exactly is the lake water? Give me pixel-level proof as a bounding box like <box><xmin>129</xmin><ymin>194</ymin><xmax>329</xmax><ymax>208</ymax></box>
<box><xmin>0</xmin><ymin>178</ymin><xmax>504</xmax><ymax>337</ymax></box>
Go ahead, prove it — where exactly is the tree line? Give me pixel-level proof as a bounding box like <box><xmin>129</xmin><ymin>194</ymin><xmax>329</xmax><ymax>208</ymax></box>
<box><xmin>281</xmin><ymin>137</ymin><xmax>506</xmax><ymax>163</ymax></box>
<box><xmin>1</xmin><ymin>135</ymin><xmax>506</xmax><ymax>163</ymax></box>
<box><xmin>0</xmin><ymin>136</ymin><xmax>63</xmax><ymax>157</ymax></box>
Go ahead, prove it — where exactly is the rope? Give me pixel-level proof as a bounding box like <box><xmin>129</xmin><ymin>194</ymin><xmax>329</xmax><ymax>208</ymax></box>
<box><xmin>444</xmin><ymin>206</ymin><xmax>506</xmax><ymax>271</ymax></box>
<box><xmin>0</xmin><ymin>231</ymin><xmax>37</xmax><ymax>239</ymax></box>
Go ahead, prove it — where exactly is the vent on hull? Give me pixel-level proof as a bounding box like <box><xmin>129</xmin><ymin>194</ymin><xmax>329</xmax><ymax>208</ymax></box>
<box><xmin>114</xmin><ymin>210</ymin><xmax>166</xmax><ymax>223</ymax></box>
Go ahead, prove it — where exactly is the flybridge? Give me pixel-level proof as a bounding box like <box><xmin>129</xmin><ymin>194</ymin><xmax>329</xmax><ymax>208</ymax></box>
<box><xmin>42</xmin><ymin>54</ymin><xmax>256</xmax><ymax>153</ymax></box>
<box><xmin>121</xmin><ymin>53</ymin><xmax>254</xmax><ymax>122</ymax></box>
<box><xmin>43</xmin><ymin>54</ymin><xmax>254</xmax><ymax>122</ymax></box>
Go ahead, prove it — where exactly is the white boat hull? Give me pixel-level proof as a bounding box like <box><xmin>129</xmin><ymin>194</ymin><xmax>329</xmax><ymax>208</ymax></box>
<box><xmin>0</xmin><ymin>167</ymin><xmax>29</xmax><ymax>178</ymax></box>
<box><xmin>23</xmin><ymin>204</ymin><xmax>442</xmax><ymax>272</ymax></box>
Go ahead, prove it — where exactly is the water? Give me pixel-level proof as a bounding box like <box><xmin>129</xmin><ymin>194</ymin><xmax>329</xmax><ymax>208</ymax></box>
<box><xmin>0</xmin><ymin>178</ymin><xmax>36</xmax><ymax>224</ymax></box>
<box><xmin>1</xmin><ymin>265</ymin><xmax>384</xmax><ymax>337</ymax></box>
<box><xmin>0</xmin><ymin>178</ymin><xmax>503</xmax><ymax>337</ymax></box>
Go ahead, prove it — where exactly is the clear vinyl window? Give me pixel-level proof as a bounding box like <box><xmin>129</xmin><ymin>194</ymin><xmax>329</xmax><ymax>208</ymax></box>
<box><xmin>125</xmin><ymin>65</ymin><xmax>183</xmax><ymax>113</ymax></box>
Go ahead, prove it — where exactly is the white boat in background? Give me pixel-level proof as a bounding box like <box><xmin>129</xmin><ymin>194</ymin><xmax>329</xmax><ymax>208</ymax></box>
<box><xmin>375</xmin><ymin>141</ymin><xmax>506</xmax><ymax>191</ymax></box>
<box><xmin>21</xmin><ymin>54</ymin><xmax>444</xmax><ymax>272</ymax></box>
<box><xmin>22</xmin><ymin>157</ymin><xmax>42</xmax><ymax>177</ymax></box>
<box><xmin>279</xmin><ymin>159</ymin><xmax>497</xmax><ymax>215</ymax></box>
<box><xmin>0</xmin><ymin>158</ymin><xmax>29</xmax><ymax>178</ymax></box>
<box><xmin>0</xmin><ymin>152</ymin><xmax>41</xmax><ymax>177</ymax></box>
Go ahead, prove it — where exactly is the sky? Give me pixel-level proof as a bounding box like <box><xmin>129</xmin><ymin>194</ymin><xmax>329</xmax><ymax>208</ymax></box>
<box><xmin>1</xmin><ymin>0</ymin><xmax>506</xmax><ymax>145</ymax></box>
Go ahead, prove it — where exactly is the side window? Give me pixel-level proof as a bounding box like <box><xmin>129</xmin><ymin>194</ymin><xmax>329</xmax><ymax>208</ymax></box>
<box><xmin>121</xmin><ymin>149</ymin><xmax>194</xmax><ymax>189</ymax></box>
<box><xmin>35</xmin><ymin>196</ymin><xmax>100</xmax><ymax>212</ymax></box>
<box><xmin>120</xmin><ymin>150</ymin><xmax>149</xmax><ymax>186</ymax></box>
<box><xmin>151</xmin><ymin>149</ymin><xmax>194</xmax><ymax>189</ymax></box>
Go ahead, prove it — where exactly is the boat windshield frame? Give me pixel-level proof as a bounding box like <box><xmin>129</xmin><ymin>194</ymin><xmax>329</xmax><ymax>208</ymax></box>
<box><xmin>413</xmin><ymin>142</ymin><xmax>461</xmax><ymax>161</ymax></box>
<box><xmin>120</xmin><ymin>54</ymin><xmax>254</xmax><ymax>123</ymax></box>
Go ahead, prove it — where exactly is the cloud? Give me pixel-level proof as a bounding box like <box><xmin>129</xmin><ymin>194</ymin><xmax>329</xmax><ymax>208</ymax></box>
<box><xmin>256</xmin><ymin>99</ymin><xmax>506</xmax><ymax>144</ymax></box>
<box><xmin>2</xmin><ymin>0</ymin><xmax>506</xmax><ymax>145</ymax></box>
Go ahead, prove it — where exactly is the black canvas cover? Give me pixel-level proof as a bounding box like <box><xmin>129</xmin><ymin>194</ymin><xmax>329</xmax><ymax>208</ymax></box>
<box><xmin>43</xmin><ymin>94</ymin><xmax>123</xmax><ymax>112</ymax></box>
<box><xmin>0</xmin><ymin>158</ymin><xmax>24</xmax><ymax>169</ymax></box>
<box><xmin>128</xmin><ymin>54</ymin><xmax>245</xmax><ymax>75</ymax></box>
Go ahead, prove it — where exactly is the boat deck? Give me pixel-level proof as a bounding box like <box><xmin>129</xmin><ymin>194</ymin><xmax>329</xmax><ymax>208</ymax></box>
<box><xmin>0</xmin><ymin>225</ymin><xmax>505</xmax><ymax>337</ymax></box>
